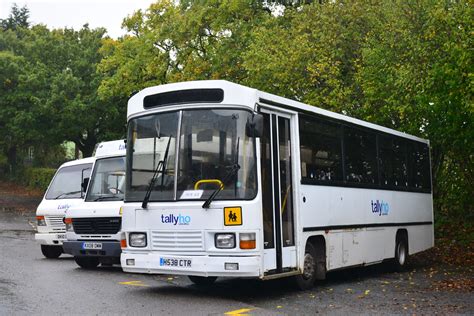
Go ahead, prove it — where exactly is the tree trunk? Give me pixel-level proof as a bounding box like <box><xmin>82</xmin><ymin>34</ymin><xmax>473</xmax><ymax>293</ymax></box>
<box><xmin>7</xmin><ymin>145</ymin><xmax>17</xmax><ymax>174</ymax></box>
<box><xmin>74</xmin><ymin>133</ymin><xmax>97</xmax><ymax>158</ymax></box>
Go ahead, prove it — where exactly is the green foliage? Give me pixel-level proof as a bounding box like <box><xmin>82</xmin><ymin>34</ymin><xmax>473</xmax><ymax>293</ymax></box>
<box><xmin>98</xmin><ymin>0</ymin><xmax>271</xmax><ymax>99</ymax></box>
<box><xmin>0</xmin><ymin>5</ymin><xmax>126</xmax><ymax>161</ymax></box>
<box><xmin>24</xmin><ymin>167</ymin><xmax>56</xmax><ymax>190</ymax></box>
<box><xmin>0</xmin><ymin>4</ymin><xmax>30</xmax><ymax>31</ymax></box>
<box><xmin>353</xmin><ymin>0</ymin><xmax>473</xmax><ymax>218</ymax></box>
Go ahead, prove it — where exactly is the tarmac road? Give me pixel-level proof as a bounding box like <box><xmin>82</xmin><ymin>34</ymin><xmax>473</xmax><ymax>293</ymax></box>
<box><xmin>0</xmin><ymin>208</ymin><xmax>472</xmax><ymax>315</ymax></box>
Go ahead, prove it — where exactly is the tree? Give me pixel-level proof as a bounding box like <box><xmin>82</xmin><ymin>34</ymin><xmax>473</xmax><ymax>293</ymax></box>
<box><xmin>242</xmin><ymin>1</ymin><xmax>371</xmax><ymax>112</ymax></box>
<box><xmin>98</xmin><ymin>0</ymin><xmax>272</xmax><ymax>99</ymax></box>
<box><xmin>355</xmin><ymin>0</ymin><xmax>473</xmax><ymax>218</ymax></box>
<box><xmin>45</xmin><ymin>26</ymin><xmax>126</xmax><ymax>157</ymax></box>
<box><xmin>1</xmin><ymin>4</ymin><xmax>30</xmax><ymax>31</ymax></box>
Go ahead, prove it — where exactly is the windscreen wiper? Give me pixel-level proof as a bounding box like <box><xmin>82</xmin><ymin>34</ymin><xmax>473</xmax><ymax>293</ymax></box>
<box><xmin>202</xmin><ymin>163</ymin><xmax>240</xmax><ymax>209</ymax></box>
<box><xmin>202</xmin><ymin>137</ymin><xmax>240</xmax><ymax>209</ymax></box>
<box><xmin>94</xmin><ymin>196</ymin><xmax>122</xmax><ymax>201</ymax></box>
<box><xmin>54</xmin><ymin>191</ymin><xmax>82</xmax><ymax>199</ymax></box>
<box><xmin>142</xmin><ymin>137</ymin><xmax>172</xmax><ymax>209</ymax></box>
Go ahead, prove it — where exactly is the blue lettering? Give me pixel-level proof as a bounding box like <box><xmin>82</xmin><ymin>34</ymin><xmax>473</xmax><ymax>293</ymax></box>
<box><xmin>371</xmin><ymin>200</ymin><xmax>389</xmax><ymax>216</ymax></box>
<box><xmin>161</xmin><ymin>213</ymin><xmax>192</xmax><ymax>225</ymax></box>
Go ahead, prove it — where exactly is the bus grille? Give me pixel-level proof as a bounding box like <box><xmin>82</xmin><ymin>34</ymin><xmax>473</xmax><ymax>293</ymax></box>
<box><xmin>151</xmin><ymin>231</ymin><xmax>204</xmax><ymax>251</ymax></box>
<box><xmin>46</xmin><ymin>216</ymin><xmax>65</xmax><ymax>232</ymax></box>
<box><xmin>72</xmin><ymin>217</ymin><xmax>121</xmax><ymax>234</ymax></box>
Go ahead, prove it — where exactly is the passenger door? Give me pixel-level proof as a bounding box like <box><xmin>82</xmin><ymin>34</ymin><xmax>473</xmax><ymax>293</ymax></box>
<box><xmin>261</xmin><ymin>110</ymin><xmax>297</xmax><ymax>274</ymax></box>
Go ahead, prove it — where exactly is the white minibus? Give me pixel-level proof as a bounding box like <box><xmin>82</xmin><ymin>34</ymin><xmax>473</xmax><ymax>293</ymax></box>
<box><xmin>120</xmin><ymin>81</ymin><xmax>433</xmax><ymax>289</ymax></box>
<box><xmin>63</xmin><ymin>140</ymin><xmax>126</xmax><ymax>268</ymax></box>
<box><xmin>35</xmin><ymin>157</ymin><xmax>94</xmax><ymax>258</ymax></box>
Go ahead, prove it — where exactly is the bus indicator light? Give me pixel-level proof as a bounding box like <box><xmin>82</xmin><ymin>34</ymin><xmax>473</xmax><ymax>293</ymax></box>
<box><xmin>239</xmin><ymin>233</ymin><xmax>256</xmax><ymax>249</ymax></box>
<box><xmin>121</xmin><ymin>238</ymin><xmax>127</xmax><ymax>249</ymax></box>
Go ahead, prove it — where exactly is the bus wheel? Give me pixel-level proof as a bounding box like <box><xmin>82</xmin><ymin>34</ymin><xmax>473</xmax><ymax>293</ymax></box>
<box><xmin>74</xmin><ymin>257</ymin><xmax>100</xmax><ymax>269</ymax></box>
<box><xmin>188</xmin><ymin>276</ymin><xmax>217</xmax><ymax>286</ymax></box>
<box><xmin>41</xmin><ymin>245</ymin><xmax>62</xmax><ymax>259</ymax></box>
<box><xmin>393</xmin><ymin>237</ymin><xmax>408</xmax><ymax>271</ymax></box>
<box><xmin>294</xmin><ymin>243</ymin><xmax>318</xmax><ymax>290</ymax></box>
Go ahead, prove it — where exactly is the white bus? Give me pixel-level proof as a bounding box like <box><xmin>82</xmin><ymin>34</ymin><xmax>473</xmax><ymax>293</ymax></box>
<box><xmin>120</xmin><ymin>80</ymin><xmax>433</xmax><ymax>289</ymax></box>
<box><xmin>63</xmin><ymin>140</ymin><xmax>126</xmax><ymax>268</ymax></box>
<box><xmin>35</xmin><ymin>157</ymin><xmax>95</xmax><ymax>258</ymax></box>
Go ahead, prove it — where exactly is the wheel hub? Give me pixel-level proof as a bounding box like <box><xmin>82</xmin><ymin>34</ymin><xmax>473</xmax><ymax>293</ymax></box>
<box><xmin>302</xmin><ymin>253</ymin><xmax>315</xmax><ymax>280</ymax></box>
<box><xmin>398</xmin><ymin>243</ymin><xmax>406</xmax><ymax>265</ymax></box>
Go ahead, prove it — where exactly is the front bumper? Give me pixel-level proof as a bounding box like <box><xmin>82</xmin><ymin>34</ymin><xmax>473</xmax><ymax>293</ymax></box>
<box><xmin>35</xmin><ymin>233</ymin><xmax>66</xmax><ymax>246</ymax></box>
<box><xmin>63</xmin><ymin>240</ymin><xmax>121</xmax><ymax>258</ymax></box>
<box><xmin>121</xmin><ymin>251</ymin><xmax>261</xmax><ymax>277</ymax></box>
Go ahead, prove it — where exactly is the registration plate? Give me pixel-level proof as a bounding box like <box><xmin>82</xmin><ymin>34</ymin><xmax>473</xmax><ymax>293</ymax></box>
<box><xmin>82</xmin><ymin>242</ymin><xmax>102</xmax><ymax>250</ymax></box>
<box><xmin>56</xmin><ymin>234</ymin><xmax>66</xmax><ymax>240</ymax></box>
<box><xmin>159</xmin><ymin>257</ymin><xmax>192</xmax><ymax>268</ymax></box>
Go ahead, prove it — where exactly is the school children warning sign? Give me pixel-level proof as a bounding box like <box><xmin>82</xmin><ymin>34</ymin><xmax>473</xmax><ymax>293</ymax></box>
<box><xmin>224</xmin><ymin>207</ymin><xmax>242</xmax><ymax>226</ymax></box>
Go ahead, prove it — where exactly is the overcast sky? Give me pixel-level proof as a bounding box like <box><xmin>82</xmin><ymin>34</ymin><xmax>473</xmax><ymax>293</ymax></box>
<box><xmin>0</xmin><ymin>0</ymin><xmax>156</xmax><ymax>38</ymax></box>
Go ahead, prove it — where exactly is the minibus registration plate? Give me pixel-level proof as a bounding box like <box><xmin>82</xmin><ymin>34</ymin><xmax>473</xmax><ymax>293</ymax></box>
<box><xmin>159</xmin><ymin>257</ymin><xmax>192</xmax><ymax>268</ymax></box>
<box><xmin>82</xmin><ymin>242</ymin><xmax>102</xmax><ymax>250</ymax></box>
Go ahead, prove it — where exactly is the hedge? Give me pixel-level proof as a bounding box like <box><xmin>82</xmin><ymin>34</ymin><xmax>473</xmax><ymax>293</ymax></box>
<box><xmin>24</xmin><ymin>167</ymin><xmax>56</xmax><ymax>191</ymax></box>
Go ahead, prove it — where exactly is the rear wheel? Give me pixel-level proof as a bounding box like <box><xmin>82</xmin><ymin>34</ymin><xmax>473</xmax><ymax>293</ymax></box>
<box><xmin>393</xmin><ymin>237</ymin><xmax>408</xmax><ymax>271</ymax></box>
<box><xmin>74</xmin><ymin>256</ymin><xmax>100</xmax><ymax>269</ymax></box>
<box><xmin>41</xmin><ymin>245</ymin><xmax>62</xmax><ymax>259</ymax></box>
<box><xmin>188</xmin><ymin>276</ymin><xmax>217</xmax><ymax>286</ymax></box>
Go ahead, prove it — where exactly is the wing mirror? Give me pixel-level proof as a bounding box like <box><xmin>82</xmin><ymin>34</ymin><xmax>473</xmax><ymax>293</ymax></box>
<box><xmin>246</xmin><ymin>113</ymin><xmax>263</xmax><ymax>138</ymax></box>
<box><xmin>81</xmin><ymin>177</ymin><xmax>90</xmax><ymax>195</ymax></box>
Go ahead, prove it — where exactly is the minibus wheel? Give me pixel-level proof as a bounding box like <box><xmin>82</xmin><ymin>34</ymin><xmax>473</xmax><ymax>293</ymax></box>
<box><xmin>74</xmin><ymin>256</ymin><xmax>100</xmax><ymax>269</ymax></box>
<box><xmin>188</xmin><ymin>276</ymin><xmax>217</xmax><ymax>286</ymax></box>
<box><xmin>293</xmin><ymin>243</ymin><xmax>317</xmax><ymax>290</ymax></box>
<box><xmin>393</xmin><ymin>237</ymin><xmax>408</xmax><ymax>271</ymax></box>
<box><xmin>41</xmin><ymin>245</ymin><xmax>62</xmax><ymax>259</ymax></box>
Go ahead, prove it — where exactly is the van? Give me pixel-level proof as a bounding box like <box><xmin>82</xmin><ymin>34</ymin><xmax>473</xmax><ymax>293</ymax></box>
<box><xmin>35</xmin><ymin>157</ymin><xmax>95</xmax><ymax>258</ymax></box>
<box><xmin>63</xmin><ymin>140</ymin><xmax>126</xmax><ymax>268</ymax></box>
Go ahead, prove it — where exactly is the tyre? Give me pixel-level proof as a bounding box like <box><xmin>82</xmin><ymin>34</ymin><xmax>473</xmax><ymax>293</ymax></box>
<box><xmin>393</xmin><ymin>236</ymin><xmax>408</xmax><ymax>271</ymax></box>
<box><xmin>41</xmin><ymin>245</ymin><xmax>62</xmax><ymax>259</ymax></box>
<box><xmin>188</xmin><ymin>276</ymin><xmax>217</xmax><ymax>286</ymax></box>
<box><xmin>74</xmin><ymin>256</ymin><xmax>100</xmax><ymax>269</ymax></box>
<box><xmin>293</xmin><ymin>243</ymin><xmax>323</xmax><ymax>290</ymax></box>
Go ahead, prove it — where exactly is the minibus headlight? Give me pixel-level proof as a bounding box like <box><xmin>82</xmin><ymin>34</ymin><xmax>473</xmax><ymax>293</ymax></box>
<box><xmin>64</xmin><ymin>218</ymin><xmax>73</xmax><ymax>232</ymax></box>
<box><xmin>215</xmin><ymin>233</ymin><xmax>235</xmax><ymax>249</ymax></box>
<box><xmin>36</xmin><ymin>216</ymin><xmax>46</xmax><ymax>226</ymax></box>
<box><xmin>129</xmin><ymin>233</ymin><xmax>147</xmax><ymax>247</ymax></box>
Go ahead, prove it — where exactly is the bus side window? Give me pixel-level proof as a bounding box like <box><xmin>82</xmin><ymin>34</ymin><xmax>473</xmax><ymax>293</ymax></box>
<box><xmin>299</xmin><ymin>114</ymin><xmax>343</xmax><ymax>182</ymax></box>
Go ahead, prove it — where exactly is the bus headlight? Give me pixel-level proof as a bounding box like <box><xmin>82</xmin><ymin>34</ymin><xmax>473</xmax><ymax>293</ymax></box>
<box><xmin>36</xmin><ymin>216</ymin><xmax>46</xmax><ymax>226</ymax></box>
<box><xmin>64</xmin><ymin>218</ymin><xmax>73</xmax><ymax>232</ymax></box>
<box><xmin>129</xmin><ymin>233</ymin><xmax>147</xmax><ymax>247</ymax></box>
<box><xmin>215</xmin><ymin>233</ymin><xmax>235</xmax><ymax>249</ymax></box>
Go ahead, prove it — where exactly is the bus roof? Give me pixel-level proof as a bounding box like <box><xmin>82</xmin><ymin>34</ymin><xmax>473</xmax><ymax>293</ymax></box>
<box><xmin>94</xmin><ymin>139</ymin><xmax>126</xmax><ymax>158</ymax></box>
<box><xmin>59</xmin><ymin>156</ymin><xmax>96</xmax><ymax>169</ymax></box>
<box><xmin>127</xmin><ymin>80</ymin><xmax>428</xmax><ymax>144</ymax></box>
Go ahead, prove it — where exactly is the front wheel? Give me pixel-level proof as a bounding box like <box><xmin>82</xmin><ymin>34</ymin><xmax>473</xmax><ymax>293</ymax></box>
<box><xmin>188</xmin><ymin>276</ymin><xmax>217</xmax><ymax>286</ymax></box>
<box><xmin>41</xmin><ymin>245</ymin><xmax>62</xmax><ymax>259</ymax></box>
<box><xmin>74</xmin><ymin>256</ymin><xmax>100</xmax><ymax>269</ymax></box>
<box><xmin>293</xmin><ymin>243</ymin><xmax>320</xmax><ymax>290</ymax></box>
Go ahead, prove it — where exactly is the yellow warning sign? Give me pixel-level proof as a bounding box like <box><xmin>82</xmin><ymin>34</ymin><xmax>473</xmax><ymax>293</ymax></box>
<box><xmin>224</xmin><ymin>207</ymin><xmax>242</xmax><ymax>226</ymax></box>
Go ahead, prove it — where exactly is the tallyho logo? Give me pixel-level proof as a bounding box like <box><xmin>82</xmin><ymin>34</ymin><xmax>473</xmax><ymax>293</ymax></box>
<box><xmin>371</xmin><ymin>200</ymin><xmax>390</xmax><ymax>216</ymax></box>
<box><xmin>161</xmin><ymin>214</ymin><xmax>191</xmax><ymax>225</ymax></box>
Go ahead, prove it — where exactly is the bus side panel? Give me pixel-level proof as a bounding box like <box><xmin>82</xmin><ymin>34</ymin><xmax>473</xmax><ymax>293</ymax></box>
<box><xmin>299</xmin><ymin>185</ymin><xmax>433</xmax><ymax>270</ymax></box>
<box><xmin>407</xmin><ymin>225</ymin><xmax>434</xmax><ymax>255</ymax></box>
